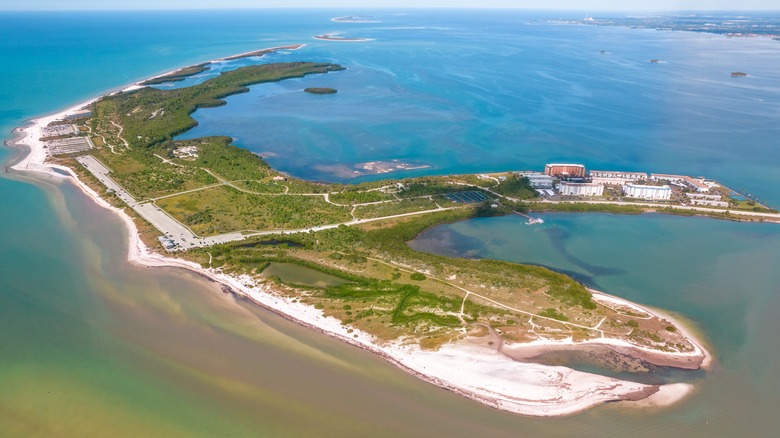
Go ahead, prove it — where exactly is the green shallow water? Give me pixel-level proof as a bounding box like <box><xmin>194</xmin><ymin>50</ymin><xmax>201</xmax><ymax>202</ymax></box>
<box><xmin>262</xmin><ymin>262</ymin><xmax>350</xmax><ymax>288</ymax></box>
<box><xmin>4</xmin><ymin>164</ymin><xmax>780</xmax><ymax>436</ymax></box>
<box><xmin>410</xmin><ymin>212</ymin><xmax>780</xmax><ymax>434</ymax></box>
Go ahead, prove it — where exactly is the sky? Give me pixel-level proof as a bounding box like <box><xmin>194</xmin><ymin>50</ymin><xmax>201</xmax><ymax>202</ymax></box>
<box><xmin>1</xmin><ymin>1</ymin><xmax>778</xmax><ymax>11</ymax></box>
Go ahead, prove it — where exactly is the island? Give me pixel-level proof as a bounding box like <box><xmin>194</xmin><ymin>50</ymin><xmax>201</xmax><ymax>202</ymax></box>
<box><xmin>219</xmin><ymin>44</ymin><xmax>305</xmax><ymax>61</ymax></box>
<box><xmin>141</xmin><ymin>63</ymin><xmax>211</xmax><ymax>86</ymax></box>
<box><xmin>304</xmin><ymin>87</ymin><xmax>338</xmax><ymax>94</ymax></box>
<box><xmin>11</xmin><ymin>49</ymin><xmax>744</xmax><ymax>417</ymax></box>
<box><xmin>313</xmin><ymin>33</ymin><xmax>374</xmax><ymax>42</ymax></box>
<box><xmin>133</xmin><ymin>44</ymin><xmax>305</xmax><ymax>88</ymax></box>
<box><xmin>332</xmin><ymin>15</ymin><xmax>381</xmax><ymax>23</ymax></box>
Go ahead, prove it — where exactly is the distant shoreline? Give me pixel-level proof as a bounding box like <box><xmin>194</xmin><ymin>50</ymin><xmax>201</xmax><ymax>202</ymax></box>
<box><xmin>331</xmin><ymin>15</ymin><xmax>381</xmax><ymax>23</ymax></box>
<box><xmin>313</xmin><ymin>33</ymin><xmax>374</xmax><ymax>42</ymax></box>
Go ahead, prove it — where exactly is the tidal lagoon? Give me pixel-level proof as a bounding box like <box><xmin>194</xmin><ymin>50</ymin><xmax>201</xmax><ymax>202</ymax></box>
<box><xmin>3</xmin><ymin>9</ymin><xmax>780</xmax><ymax>436</ymax></box>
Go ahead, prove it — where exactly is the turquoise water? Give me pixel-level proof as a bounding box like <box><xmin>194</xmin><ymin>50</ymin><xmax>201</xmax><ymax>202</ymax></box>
<box><xmin>3</xmin><ymin>9</ymin><xmax>780</xmax><ymax>436</ymax></box>
<box><xmin>410</xmin><ymin>212</ymin><xmax>780</xmax><ymax>434</ymax></box>
<box><xmin>175</xmin><ymin>11</ymin><xmax>780</xmax><ymax>209</ymax></box>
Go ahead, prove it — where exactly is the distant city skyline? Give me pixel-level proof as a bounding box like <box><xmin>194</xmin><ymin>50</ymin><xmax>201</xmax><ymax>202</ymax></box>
<box><xmin>2</xmin><ymin>0</ymin><xmax>779</xmax><ymax>11</ymax></box>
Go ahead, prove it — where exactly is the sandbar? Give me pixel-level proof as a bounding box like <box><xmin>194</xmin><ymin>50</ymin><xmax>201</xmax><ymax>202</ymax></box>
<box><xmin>313</xmin><ymin>33</ymin><xmax>374</xmax><ymax>42</ymax></box>
<box><xmin>332</xmin><ymin>16</ymin><xmax>382</xmax><ymax>23</ymax></box>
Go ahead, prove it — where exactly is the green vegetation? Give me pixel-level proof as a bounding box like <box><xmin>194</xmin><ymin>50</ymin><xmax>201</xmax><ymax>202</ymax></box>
<box><xmin>539</xmin><ymin>308</ymin><xmax>569</xmax><ymax>321</ymax></box>
<box><xmin>526</xmin><ymin>202</ymin><xmax>645</xmax><ymax>214</ymax></box>
<box><xmin>397</xmin><ymin>179</ymin><xmax>469</xmax><ymax>198</ymax></box>
<box><xmin>141</xmin><ymin>63</ymin><xmax>211</xmax><ymax>85</ymax></box>
<box><xmin>304</xmin><ymin>87</ymin><xmax>338</xmax><ymax>94</ymax></box>
<box><xmin>80</xmin><ymin>61</ymin><xmax>698</xmax><ymax>353</ymax></box>
<box><xmin>452</xmin><ymin>174</ymin><xmax>498</xmax><ymax>188</ymax></box>
<box><xmin>156</xmin><ymin>186</ymin><xmax>351</xmax><ymax>235</ymax></box>
<box><xmin>231</xmin><ymin>180</ymin><xmax>287</xmax><ymax>194</ymax></box>
<box><xmin>492</xmin><ymin>174</ymin><xmax>538</xmax><ymax>199</ymax></box>
<box><xmin>92</xmin><ymin>62</ymin><xmax>345</xmax><ymax>149</ymax></box>
<box><xmin>329</xmin><ymin>190</ymin><xmax>396</xmax><ymax>205</ymax></box>
<box><xmin>353</xmin><ymin>198</ymin><xmax>440</xmax><ymax>219</ymax></box>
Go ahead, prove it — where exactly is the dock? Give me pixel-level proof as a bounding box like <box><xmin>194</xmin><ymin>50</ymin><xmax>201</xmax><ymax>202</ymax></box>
<box><xmin>514</xmin><ymin>211</ymin><xmax>544</xmax><ymax>225</ymax></box>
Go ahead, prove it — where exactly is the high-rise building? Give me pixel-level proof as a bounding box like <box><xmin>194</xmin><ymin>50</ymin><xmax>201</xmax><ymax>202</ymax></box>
<box><xmin>544</xmin><ymin>163</ymin><xmax>586</xmax><ymax>178</ymax></box>
<box><xmin>623</xmin><ymin>184</ymin><xmax>672</xmax><ymax>200</ymax></box>
<box><xmin>558</xmin><ymin>182</ymin><xmax>603</xmax><ymax>197</ymax></box>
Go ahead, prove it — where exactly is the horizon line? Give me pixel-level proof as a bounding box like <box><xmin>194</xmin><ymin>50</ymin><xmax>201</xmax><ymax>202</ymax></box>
<box><xmin>2</xmin><ymin>7</ymin><xmax>780</xmax><ymax>12</ymax></box>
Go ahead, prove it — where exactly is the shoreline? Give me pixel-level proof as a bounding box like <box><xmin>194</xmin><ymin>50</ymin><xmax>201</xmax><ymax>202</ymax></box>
<box><xmin>5</xmin><ymin>47</ymin><xmax>710</xmax><ymax>417</ymax></box>
<box><xmin>8</xmin><ymin>43</ymin><xmax>307</xmax><ymax>175</ymax></box>
<box><xmin>331</xmin><ymin>16</ymin><xmax>382</xmax><ymax>24</ymax></box>
<box><xmin>313</xmin><ymin>33</ymin><xmax>375</xmax><ymax>42</ymax></box>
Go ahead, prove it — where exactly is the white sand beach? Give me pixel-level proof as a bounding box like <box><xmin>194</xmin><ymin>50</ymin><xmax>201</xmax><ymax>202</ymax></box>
<box><xmin>7</xmin><ymin>45</ymin><xmax>710</xmax><ymax>417</ymax></box>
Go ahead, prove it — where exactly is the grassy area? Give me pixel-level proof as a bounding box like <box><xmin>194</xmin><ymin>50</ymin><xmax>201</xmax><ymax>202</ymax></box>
<box><xmin>396</xmin><ymin>178</ymin><xmax>471</xmax><ymax>198</ymax></box>
<box><xmin>90</xmin><ymin>144</ymin><xmax>218</xmax><ymax>199</ymax></box>
<box><xmin>491</xmin><ymin>174</ymin><xmax>538</xmax><ymax>199</ymax></box>
<box><xmin>526</xmin><ymin>202</ymin><xmax>645</xmax><ymax>214</ymax></box>
<box><xmin>141</xmin><ymin>63</ymin><xmax>211</xmax><ymax>85</ymax></box>
<box><xmin>80</xmin><ymin>61</ymin><xmax>699</xmax><ymax>353</ymax></box>
<box><xmin>230</xmin><ymin>180</ymin><xmax>287</xmax><ymax>194</ymax></box>
<box><xmin>451</xmin><ymin>174</ymin><xmax>498</xmax><ymax>188</ymax></box>
<box><xmin>329</xmin><ymin>190</ymin><xmax>396</xmax><ymax>205</ymax></box>
<box><xmin>192</xmin><ymin>206</ymin><xmax>694</xmax><ymax>350</ymax></box>
<box><xmin>730</xmin><ymin>199</ymin><xmax>778</xmax><ymax>213</ymax></box>
<box><xmin>92</xmin><ymin>62</ymin><xmax>344</xmax><ymax>149</ymax></box>
<box><xmin>155</xmin><ymin>186</ymin><xmax>352</xmax><ymax>235</ymax></box>
<box><xmin>353</xmin><ymin>198</ymin><xmax>441</xmax><ymax>219</ymax></box>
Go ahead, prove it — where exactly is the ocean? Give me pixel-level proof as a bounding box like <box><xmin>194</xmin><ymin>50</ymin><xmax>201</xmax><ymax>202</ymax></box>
<box><xmin>2</xmin><ymin>9</ymin><xmax>779</xmax><ymax>436</ymax></box>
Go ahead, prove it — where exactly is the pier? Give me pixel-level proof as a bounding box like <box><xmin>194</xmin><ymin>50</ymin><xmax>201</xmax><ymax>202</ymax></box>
<box><xmin>514</xmin><ymin>211</ymin><xmax>544</xmax><ymax>225</ymax></box>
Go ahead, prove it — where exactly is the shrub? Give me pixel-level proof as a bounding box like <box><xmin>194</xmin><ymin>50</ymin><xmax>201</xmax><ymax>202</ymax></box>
<box><xmin>539</xmin><ymin>308</ymin><xmax>569</xmax><ymax>321</ymax></box>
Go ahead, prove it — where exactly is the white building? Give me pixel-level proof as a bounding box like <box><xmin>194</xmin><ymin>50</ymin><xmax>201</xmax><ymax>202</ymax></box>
<box><xmin>590</xmin><ymin>170</ymin><xmax>648</xmax><ymax>186</ymax></box>
<box><xmin>686</xmin><ymin>193</ymin><xmax>728</xmax><ymax>207</ymax></box>
<box><xmin>688</xmin><ymin>199</ymin><xmax>729</xmax><ymax>208</ymax></box>
<box><xmin>524</xmin><ymin>173</ymin><xmax>554</xmax><ymax>189</ymax></box>
<box><xmin>623</xmin><ymin>184</ymin><xmax>672</xmax><ymax>200</ymax></box>
<box><xmin>651</xmin><ymin>173</ymin><xmax>709</xmax><ymax>192</ymax></box>
<box><xmin>686</xmin><ymin>193</ymin><xmax>722</xmax><ymax>201</ymax></box>
<box><xmin>558</xmin><ymin>182</ymin><xmax>604</xmax><ymax>197</ymax></box>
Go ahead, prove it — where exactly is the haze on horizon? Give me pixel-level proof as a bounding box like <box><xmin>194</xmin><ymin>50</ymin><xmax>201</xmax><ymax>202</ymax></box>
<box><xmin>2</xmin><ymin>0</ymin><xmax>778</xmax><ymax>11</ymax></box>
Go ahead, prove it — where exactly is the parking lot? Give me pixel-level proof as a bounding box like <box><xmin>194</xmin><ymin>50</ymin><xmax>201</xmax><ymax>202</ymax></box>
<box><xmin>76</xmin><ymin>155</ymin><xmax>244</xmax><ymax>250</ymax></box>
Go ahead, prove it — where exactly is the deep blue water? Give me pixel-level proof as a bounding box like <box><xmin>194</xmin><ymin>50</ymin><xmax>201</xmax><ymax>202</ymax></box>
<box><xmin>172</xmin><ymin>11</ymin><xmax>780</xmax><ymax>208</ymax></box>
<box><xmin>3</xmin><ymin>10</ymin><xmax>780</xmax><ymax>436</ymax></box>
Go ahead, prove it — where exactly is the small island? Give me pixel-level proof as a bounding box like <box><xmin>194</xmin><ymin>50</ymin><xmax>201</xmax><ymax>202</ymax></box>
<box><xmin>332</xmin><ymin>15</ymin><xmax>381</xmax><ymax>23</ymax></box>
<box><xmin>304</xmin><ymin>87</ymin><xmax>338</xmax><ymax>94</ymax></box>
<box><xmin>220</xmin><ymin>44</ymin><xmax>305</xmax><ymax>61</ymax></box>
<box><xmin>313</xmin><ymin>33</ymin><xmax>374</xmax><ymax>42</ymax></box>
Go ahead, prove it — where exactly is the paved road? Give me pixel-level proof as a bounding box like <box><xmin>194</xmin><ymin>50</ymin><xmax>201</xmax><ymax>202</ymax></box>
<box><xmin>75</xmin><ymin>156</ymin><xmax>457</xmax><ymax>251</ymax></box>
<box><xmin>79</xmin><ymin>155</ymin><xmax>777</xmax><ymax>254</ymax></box>
<box><xmin>535</xmin><ymin>199</ymin><xmax>780</xmax><ymax>221</ymax></box>
<box><xmin>76</xmin><ymin>156</ymin><xmax>245</xmax><ymax>250</ymax></box>
<box><xmin>241</xmin><ymin>206</ymin><xmax>458</xmax><ymax>239</ymax></box>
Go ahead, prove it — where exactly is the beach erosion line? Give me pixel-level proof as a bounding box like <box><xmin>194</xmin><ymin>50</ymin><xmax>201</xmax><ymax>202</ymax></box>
<box><xmin>5</xmin><ymin>46</ymin><xmax>709</xmax><ymax>417</ymax></box>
